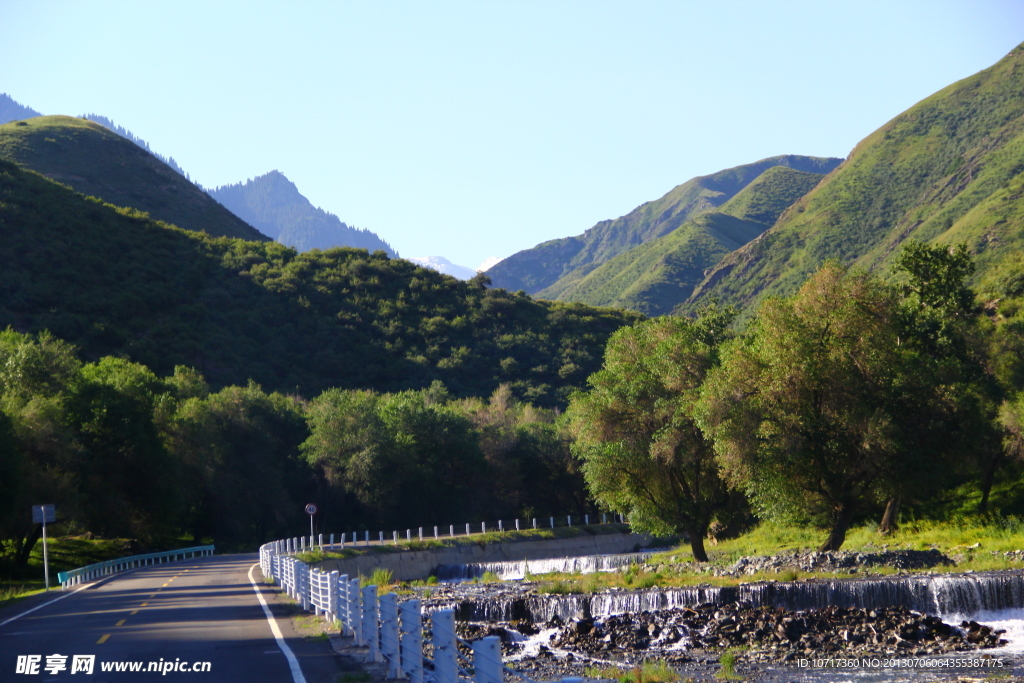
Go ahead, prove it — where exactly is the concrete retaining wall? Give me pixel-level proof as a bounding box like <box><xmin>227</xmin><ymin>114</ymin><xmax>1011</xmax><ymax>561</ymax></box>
<box><xmin>314</xmin><ymin>531</ymin><xmax>653</xmax><ymax>581</ymax></box>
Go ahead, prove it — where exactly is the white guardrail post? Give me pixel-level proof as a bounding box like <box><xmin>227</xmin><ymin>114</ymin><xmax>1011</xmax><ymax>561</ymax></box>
<box><xmin>379</xmin><ymin>592</ymin><xmax>401</xmax><ymax>678</ymax></box>
<box><xmin>472</xmin><ymin>636</ymin><xmax>502</xmax><ymax>683</ymax></box>
<box><xmin>432</xmin><ymin>609</ymin><xmax>457</xmax><ymax>683</ymax></box>
<box><xmin>349</xmin><ymin>577</ymin><xmax>363</xmax><ymax>645</ymax></box>
<box><xmin>400</xmin><ymin>599</ymin><xmax>423</xmax><ymax>683</ymax></box>
<box><xmin>362</xmin><ymin>585</ymin><xmax>381</xmax><ymax>662</ymax></box>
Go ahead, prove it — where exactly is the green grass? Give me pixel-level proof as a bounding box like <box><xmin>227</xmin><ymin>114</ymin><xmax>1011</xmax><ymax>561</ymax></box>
<box><xmin>361</xmin><ymin>568</ymin><xmax>395</xmax><ymax>594</ymax></box>
<box><xmin>507</xmin><ymin>513</ymin><xmax>1024</xmax><ymax>595</ymax></box>
<box><xmin>585</xmin><ymin>659</ymin><xmax>680</xmax><ymax>683</ymax></box>
<box><xmin>716</xmin><ymin>650</ymin><xmax>742</xmax><ymax>681</ymax></box>
<box><xmin>336</xmin><ymin>673</ymin><xmax>373</xmax><ymax>683</ymax></box>
<box><xmin>0</xmin><ymin>583</ymin><xmax>47</xmax><ymax>610</ymax></box>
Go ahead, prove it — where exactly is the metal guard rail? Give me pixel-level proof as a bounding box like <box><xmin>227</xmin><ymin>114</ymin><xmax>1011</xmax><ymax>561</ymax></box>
<box><xmin>57</xmin><ymin>545</ymin><xmax>215</xmax><ymax>589</ymax></box>
<box><xmin>260</xmin><ymin>539</ymin><xmax>587</xmax><ymax>683</ymax></box>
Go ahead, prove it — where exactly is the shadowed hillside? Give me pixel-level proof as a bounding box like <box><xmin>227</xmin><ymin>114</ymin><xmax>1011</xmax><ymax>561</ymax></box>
<box><xmin>0</xmin><ymin>159</ymin><xmax>638</xmax><ymax>406</ymax></box>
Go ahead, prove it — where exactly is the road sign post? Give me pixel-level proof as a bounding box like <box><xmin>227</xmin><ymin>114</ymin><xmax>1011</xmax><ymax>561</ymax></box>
<box><xmin>32</xmin><ymin>505</ymin><xmax>56</xmax><ymax>590</ymax></box>
<box><xmin>305</xmin><ymin>503</ymin><xmax>317</xmax><ymax>541</ymax></box>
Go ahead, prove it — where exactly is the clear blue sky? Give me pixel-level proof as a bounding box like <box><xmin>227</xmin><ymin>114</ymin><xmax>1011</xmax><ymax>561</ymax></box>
<box><xmin>1</xmin><ymin>1</ymin><xmax>1022</xmax><ymax>270</ymax></box>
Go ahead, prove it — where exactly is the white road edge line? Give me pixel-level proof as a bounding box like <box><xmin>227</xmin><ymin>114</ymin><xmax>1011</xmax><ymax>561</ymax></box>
<box><xmin>248</xmin><ymin>563</ymin><xmax>308</xmax><ymax>683</ymax></box>
<box><xmin>0</xmin><ymin>583</ymin><xmax>93</xmax><ymax>628</ymax></box>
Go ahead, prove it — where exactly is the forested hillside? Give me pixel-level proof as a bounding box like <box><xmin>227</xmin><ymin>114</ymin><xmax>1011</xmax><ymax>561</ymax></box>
<box><xmin>487</xmin><ymin>155</ymin><xmax>841</xmax><ymax>296</ymax></box>
<box><xmin>0</xmin><ymin>116</ymin><xmax>266</xmax><ymax>241</ymax></box>
<box><xmin>686</xmin><ymin>42</ymin><xmax>1024</xmax><ymax>315</ymax></box>
<box><xmin>209</xmin><ymin>171</ymin><xmax>396</xmax><ymax>255</ymax></box>
<box><xmin>0</xmin><ymin>159</ymin><xmax>638</xmax><ymax>407</ymax></box>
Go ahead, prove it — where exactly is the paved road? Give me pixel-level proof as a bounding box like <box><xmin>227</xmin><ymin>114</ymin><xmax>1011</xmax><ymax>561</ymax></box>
<box><xmin>0</xmin><ymin>554</ymin><xmax>339</xmax><ymax>682</ymax></box>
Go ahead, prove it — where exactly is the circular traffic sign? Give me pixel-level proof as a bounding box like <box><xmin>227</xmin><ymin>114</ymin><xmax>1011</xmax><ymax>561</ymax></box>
<box><xmin>305</xmin><ymin>503</ymin><xmax>317</xmax><ymax>515</ymax></box>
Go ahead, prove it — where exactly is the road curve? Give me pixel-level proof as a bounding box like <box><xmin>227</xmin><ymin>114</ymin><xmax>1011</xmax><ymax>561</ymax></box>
<box><xmin>0</xmin><ymin>553</ymin><xmax>338</xmax><ymax>682</ymax></box>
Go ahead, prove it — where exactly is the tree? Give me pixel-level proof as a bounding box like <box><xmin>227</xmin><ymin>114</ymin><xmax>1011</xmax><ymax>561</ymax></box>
<box><xmin>565</xmin><ymin>312</ymin><xmax>734</xmax><ymax>561</ymax></box>
<box><xmin>0</xmin><ymin>330</ymin><xmax>83</xmax><ymax>568</ymax></box>
<box><xmin>894</xmin><ymin>242</ymin><xmax>1001</xmax><ymax>514</ymax></box>
<box><xmin>700</xmin><ymin>264</ymin><xmax>915</xmax><ymax>551</ymax></box>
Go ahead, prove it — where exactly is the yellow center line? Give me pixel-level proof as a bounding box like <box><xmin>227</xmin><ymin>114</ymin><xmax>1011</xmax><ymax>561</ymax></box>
<box><xmin>140</xmin><ymin>602</ymin><xmax>148</xmax><ymax>607</ymax></box>
<box><xmin>148</xmin><ymin>593</ymin><xmax>157</xmax><ymax>598</ymax></box>
<box><xmin>115</xmin><ymin>619</ymin><xmax>125</xmax><ymax>626</ymax></box>
<box><xmin>161</xmin><ymin>583</ymin><xmax>169</xmax><ymax>587</ymax></box>
<box><xmin>129</xmin><ymin>610</ymin><xmax>139</xmax><ymax>615</ymax></box>
<box><xmin>97</xmin><ymin>634</ymin><xmax>111</xmax><ymax>644</ymax></box>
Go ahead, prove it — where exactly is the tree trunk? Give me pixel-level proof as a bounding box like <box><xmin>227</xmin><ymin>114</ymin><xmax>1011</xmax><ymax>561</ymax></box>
<box><xmin>16</xmin><ymin>524</ymin><xmax>43</xmax><ymax>567</ymax></box>
<box><xmin>688</xmin><ymin>527</ymin><xmax>709</xmax><ymax>562</ymax></box>
<box><xmin>879</xmin><ymin>497</ymin><xmax>900</xmax><ymax>536</ymax></box>
<box><xmin>977</xmin><ymin>453</ymin><xmax>1003</xmax><ymax>514</ymax></box>
<box><xmin>818</xmin><ymin>504</ymin><xmax>855</xmax><ymax>552</ymax></box>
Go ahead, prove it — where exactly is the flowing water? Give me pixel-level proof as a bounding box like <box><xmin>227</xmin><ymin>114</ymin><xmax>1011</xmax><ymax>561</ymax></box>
<box><xmin>435</xmin><ymin>551</ymin><xmax>656</xmax><ymax>581</ymax></box>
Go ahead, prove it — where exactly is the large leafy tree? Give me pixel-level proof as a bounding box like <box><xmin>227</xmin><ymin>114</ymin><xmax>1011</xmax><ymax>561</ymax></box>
<box><xmin>893</xmin><ymin>242</ymin><xmax>1000</xmax><ymax>516</ymax></box>
<box><xmin>565</xmin><ymin>312</ymin><xmax>734</xmax><ymax>561</ymax></box>
<box><xmin>700</xmin><ymin>264</ymin><xmax>918</xmax><ymax>551</ymax></box>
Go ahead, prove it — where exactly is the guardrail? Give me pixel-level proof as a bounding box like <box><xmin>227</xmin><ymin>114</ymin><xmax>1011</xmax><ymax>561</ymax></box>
<box><xmin>57</xmin><ymin>545</ymin><xmax>215</xmax><ymax>589</ymax></box>
<box><xmin>268</xmin><ymin>512</ymin><xmax>625</xmax><ymax>554</ymax></box>
<box><xmin>260</xmin><ymin>541</ymin><xmax>584</xmax><ymax>683</ymax></box>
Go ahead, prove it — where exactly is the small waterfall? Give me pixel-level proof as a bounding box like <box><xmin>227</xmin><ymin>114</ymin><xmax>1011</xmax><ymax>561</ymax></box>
<box><xmin>436</xmin><ymin>551</ymin><xmax>655</xmax><ymax>581</ymax></box>
<box><xmin>448</xmin><ymin>570</ymin><xmax>1024</xmax><ymax>623</ymax></box>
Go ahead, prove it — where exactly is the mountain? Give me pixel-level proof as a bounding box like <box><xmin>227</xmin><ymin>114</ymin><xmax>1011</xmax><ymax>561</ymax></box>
<box><xmin>407</xmin><ymin>256</ymin><xmax>477</xmax><ymax>280</ymax></box>
<box><xmin>685</xmin><ymin>42</ymin><xmax>1024</xmax><ymax>316</ymax></box>
<box><xmin>0</xmin><ymin>94</ymin><xmax>41</xmax><ymax>124</ymax></box>
<box><xmin>0</xmin><ymin>158</ymin><xmax>638</xmax><ymax>406</ymax></box>
<box><xmin>547</xmin><ymin>166</ymin><xmax>829</xmax><ymax>315</ymax></box>
<box><xmin>208</xmin><ymin>171</ymin><xmax>396</xmax><ymax>256</ymax></box>
<box><xmin>0</xmin><ymin>115</ymin><xmax>266</xmax><ymax>241</ymax></box>
<box><xmin>82</xmin><ymin>113</ymin><xmax>190</xmax><ymax>178</ymax></box>
<box><xmin>488</xmin><ymin>155</ymin><xmax>842</xmax><ymax>296</ymax></box>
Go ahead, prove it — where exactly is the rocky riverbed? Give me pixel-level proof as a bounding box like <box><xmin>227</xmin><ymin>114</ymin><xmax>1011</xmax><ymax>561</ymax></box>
<box><xmin>416</xmin><ymin>561</ymin><xmax>1024</xmax><ymax>682</ymax></box>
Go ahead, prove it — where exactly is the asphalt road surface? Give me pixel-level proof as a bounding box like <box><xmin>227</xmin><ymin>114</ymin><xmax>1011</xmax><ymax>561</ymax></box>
<box><xmin>0</xmin><ymin>554</ymin><xmax>340</xmax><ymax>682</ymax></box>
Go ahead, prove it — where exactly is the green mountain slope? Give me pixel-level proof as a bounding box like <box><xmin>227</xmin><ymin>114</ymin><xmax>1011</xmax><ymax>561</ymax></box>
<box><xmin>0</xmin><ymin>159</ymin><xmax>638</xmax><ymax>406</ymax></box>
<box><xmin>686</xmin><ymin>42</ymin><xmax>1024</xmax><ymax>316</ymax></box>
<box><xmin>488</xmin><ymin>155</ymin><xmax>841</xmax><ymax>295</ymax></box>
<box><xmin>544</xmin><ymin>166</ymin><xmax>829</xmax><ymax>315</ymax></box>
<box><xmin>208</xmin><ymin>171</ymin><xmax>397</xmax><ymax>256</ymax></box>
<box><xmin>0</xmin><ymin>115</ymin><xmax>267</xmax><ymax>241</ymax></box>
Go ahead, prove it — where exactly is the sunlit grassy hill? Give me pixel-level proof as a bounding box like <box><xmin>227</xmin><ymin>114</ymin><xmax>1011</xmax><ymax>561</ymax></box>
<box><xmin>0</xmin><ymin>115</ymin><xmax>267</xmax><ymax>241</ymax></box>
<box><xmin>686</xmin><ymin>42</ymin><xmax>1024</xmax><ymax>317</ymax></box>
<box><xmin>546</xmin><ymin>166</ymin><xmax>829</xmax><ymax>316</ymax></box>
<box><xmin>487</xmin><ymin>155</ymin><xmax>841</xmax><ymax>297</ymax></box>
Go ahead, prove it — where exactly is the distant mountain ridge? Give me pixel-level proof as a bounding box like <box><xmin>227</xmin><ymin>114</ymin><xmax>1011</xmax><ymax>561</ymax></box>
<box><xmin>407</xmin><ymin>256</ymin><xmax>476</xmax><ymax>280</ymax></box>
<box><xmin>208</xmin><ymin>171</ymin><xmax>396</xmax><ymax>256</ymax></box>
<box><xmin>488</xmin><ymin>155</ymin><xmax>842</xmax><ymax>297</ymax></box>
<box><xmin>0</xmin><ymin>93</ymin><xmax>41</xmax><ymax>124</ymax></box>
